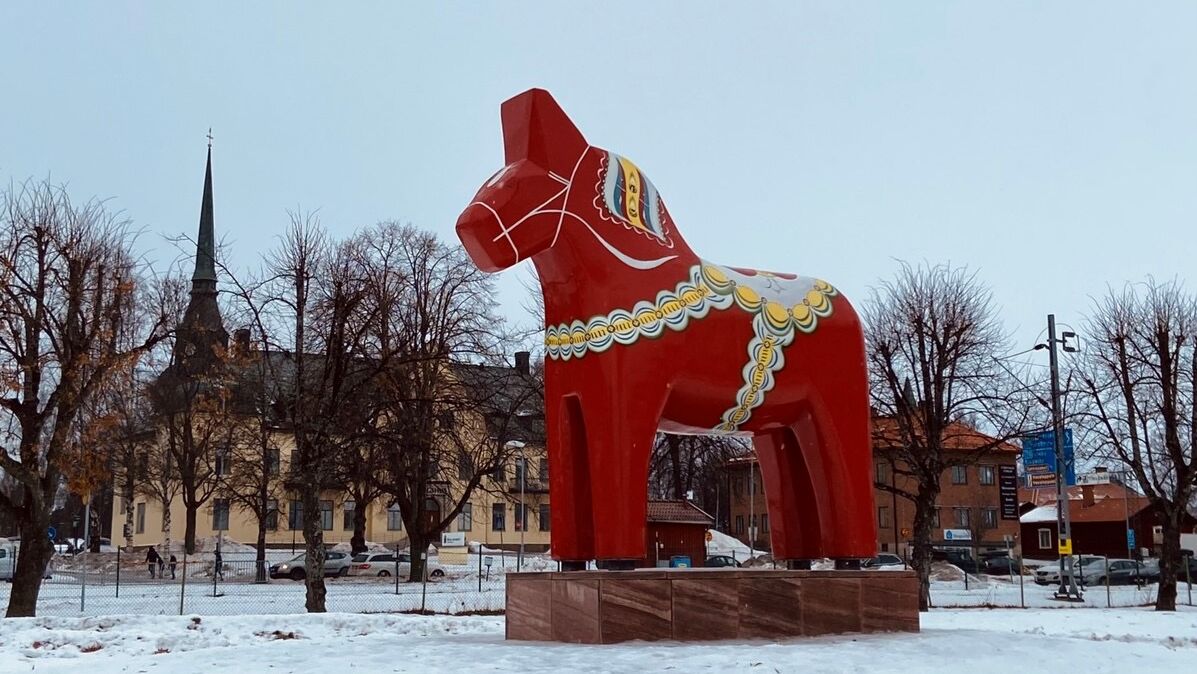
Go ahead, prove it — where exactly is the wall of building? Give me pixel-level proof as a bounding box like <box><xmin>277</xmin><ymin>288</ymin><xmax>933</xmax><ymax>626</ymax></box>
<box><xmin>110</xmin><ymin>443</ymin><xmax>554</xmax><ymax>554</ymax></box>
<box><xmin>725</xmin><ymin>451</ymin><xmax>1021</xmax><ymax>559</ymax></box>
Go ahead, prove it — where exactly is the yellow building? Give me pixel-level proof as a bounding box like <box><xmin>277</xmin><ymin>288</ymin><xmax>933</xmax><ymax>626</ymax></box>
<box><xmin>110</xmin><ymin>145</ymin><xmax>550</xmax><ymax>555</ymax></box>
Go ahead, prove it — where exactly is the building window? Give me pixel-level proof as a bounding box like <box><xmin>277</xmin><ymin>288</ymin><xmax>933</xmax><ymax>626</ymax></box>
<box><xmin>1038</xmin><ymin>528</ymin><xmax>1052</xmax><ymax>549</ymax></box>
<box><xmin>878</xmin><ymin>506</ymin><xmax>891</xmax><ymax>529</ymax></box>
<box><xmin>457</xmin><ymin>450</ymin><xmax>474</xmax><ymax>481</ymax></box>
<box><xmin>267</xmin><ymin>449</ymin><xmax>280</xmax><ymax>476</ymax></box>
<box><xmin>343</xmin><ymin>501</ymin><xmax>356</xmax><ymax>531</ymax></box>
<box><xmin>215</xmin><ymin>447</ymin><xmax>230</xmax><ymax>476</ymax></box>
<box><xmin>265</xmin><ymin>499</ymin><xmax>279</xmax><ymax>530</ymax></box>
<box><xmin>979</xmin><ymin>465</ymin><xmax>995</xmax><ymax>485</ymax></box>
<box><xmin>733</xmin><ymin>477</ymin><xmax>744</xmax><ymax>497</ymax></box>
<box><xmin>539</xmin><ymin>503</ymin><xmax>550</xmax><ymax>532</ymax></box>
<box><xmin>136</xmin><ymin>502</ymin><xmax>146</xmax><ymax>534</ymax></box>
<box><xmin>952</xmin><ymin>466</ymin><xmax>967</xmax><ymax>485</ymax></box>
<box><xmin>761</xmin><ymin>513</ymin><xmax>769</xmax><ymax>533</ymax></box>
<box><xmin>514</xmin><ymin>503</ymin><xmax>529</xmax><ymax>531</ymax></box>
<box><xmin>213</xmin><ymin>498</ymin><xmax>230</xmax><ymax>531</ymax></box>
<box><xmin>875</xmin><ymin>461</ymin><xmax>888</xmax><ymax>484</ymax></box>
<box><xmin>982</xmin><ymin>508</ymin><xmax>998</xmax><ymax>530</ymax></box>
<box><xmin>492</xmin><ymin>503</ymin><xmax>506</xmax><ymax>531</ymax></box>
<box><xmin>319</xmin><ymin>500</ymin><xmax>333</xmax><ymax>530</ymax></box>
<box><xmin>514</xmin><ymin>458</ymin><xmax>528</xmax><ymax>487</ymax></box>
<box><xmin>931</xmin><ymin>507</ymin><xmax>941</xmax><ymax>529</ymax></box>
<box><xmin>387</xmin><ymin>504</ymin><xmax>403</xmax><ymax>531</ymax></box>
<box><xmin>735</xmin><ymin>515</ymin><xmax>744</xmax><ymax>534</ymax></box>
<box><xmin>457</xmin><ymin>504</ymin><xmax>473</xmax><ymax>532</ymax></box>
<box><xmin>539</xmin><ymin>458</ymin><xmax>549</xmax><ymax>484</ymax></box>
<box><xmin>954</xmin><ymin>507</ymin><xmax>970</xmax><ymax>529</ymax></box>
<box><xmin>289</xmin><ymin>500</ymin><xmax>303</xmax><ymax>530</ymax></box>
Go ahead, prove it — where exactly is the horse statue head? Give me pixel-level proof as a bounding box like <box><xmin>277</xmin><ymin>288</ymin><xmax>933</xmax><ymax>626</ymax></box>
<box><xmin>456</xmin><ymin>89</ymin><xmax>693</xmax><ymax>274</ymax></box>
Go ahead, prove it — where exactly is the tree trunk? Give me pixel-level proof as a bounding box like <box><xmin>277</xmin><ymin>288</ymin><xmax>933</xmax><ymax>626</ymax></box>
<box><xmin>351</xmin><ymin>501</ymin><xmax>369</xmax><ymax>555</ymax></box>
<box><xmin>183</xmin><ymin>501</ymin><xmax>196</xmax><ymax>554</ymax></box>
<box><xmin>123</xmin><ymin>485</ymin><xmax>135</xmax><ymax>552</ymax></box>
<box><xmin>909</xmin><ymin>481</ymin><xmax>940</xmax><ymax>612</ymax></box>
<box><xmin>407</xmin><ymin>530</ymin><xmax>426</xmax><ymax>584</ymax></box>
<box><xmin>667</xmin><ymin>435</ymin><xmax>684</xmax><ymax>500</ymax></box>
<box><xmin>256</xmin><ymin>521</ymin><xmax>268</xmax><ymax>583</ymax></box>
<box><xmin>301</xmin><ymin>488</ymin><xmax>327</xmax><ymax>612</ymax></box>
<box><xmin>1156</xmin><ymin>508</ymin><xmax>1182</xmax><ymax>611</ymax></box>
<box><xmin>162</xmin><ymin>498</ymin><xmax>173</xmax><ymax>554</ymax></box>
<box><xmin>5</xmin><ymin>508</ymin><xmax>53</xmax><ymax>617</ymax></box>
<box><xmin>88</xmin><ymin>501</ymin><xmax>102</xmax><ymax>553</ymax></box>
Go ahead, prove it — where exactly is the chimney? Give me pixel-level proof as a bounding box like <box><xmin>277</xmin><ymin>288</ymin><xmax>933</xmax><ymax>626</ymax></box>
<box><xmin>514</xmin><ymin>351</ymin><xmax>530</xmax><ymax>375</ymax></box>
<box><xmin>233</xmin><ymin>328</ymin><xmax>251</xmax><ymax>354</ymax></box>
<box><xmin>1081</xmin><ymin>484</ymin><xmax>1095</xmax><ymax>508</ymax></box>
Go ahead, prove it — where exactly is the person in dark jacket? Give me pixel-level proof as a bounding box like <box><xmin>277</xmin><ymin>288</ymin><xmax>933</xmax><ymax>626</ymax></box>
<box><xmin>146</xmin><ymin>547</ymin><xmax>161</xmax><ymax>578</ymax></box>
<box><xmin>169</xmin><ymin>554</ymin><xmax>178</xmax><ymax>580</ymax></box>
<box><xmin>214</xmin><ymin>548</ymin><xmax>224</xmax><ymax>581</ymax></box>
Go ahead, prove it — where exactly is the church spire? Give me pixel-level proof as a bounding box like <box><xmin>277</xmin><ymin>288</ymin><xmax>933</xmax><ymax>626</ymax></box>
<box><xmin>192</xmin><ymin>130</ymin><xmax>217</xmax><ymax>291</ymax></box>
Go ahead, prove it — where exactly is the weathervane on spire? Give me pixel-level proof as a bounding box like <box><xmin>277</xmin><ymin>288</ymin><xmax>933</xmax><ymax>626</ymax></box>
<box><xmin>207</xmin><ymin>127</ymin><xmax>213</xmax><ymax>149</ymax></box>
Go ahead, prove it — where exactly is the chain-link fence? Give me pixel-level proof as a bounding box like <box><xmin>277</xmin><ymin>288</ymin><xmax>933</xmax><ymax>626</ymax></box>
<box><xmin>1</xmin><ymin>547</ymin><xmax>556</xmax><ymax>617</ymax></box>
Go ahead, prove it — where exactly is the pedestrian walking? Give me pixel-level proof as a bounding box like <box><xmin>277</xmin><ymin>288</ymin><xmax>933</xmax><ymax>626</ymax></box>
<box><xmin>146</xmin><ymin>546</ymin><xmax>161</xmax><ymax>579</ymax></box>
<box><xmin>169</xmin><ymin>554</ymin><xmax>178</xmax><ymax>580</ymax></box>
<box><xmin>214</xmin><ymin>548</ymin><xmax>224</xmax><ymax>581</ymax></box>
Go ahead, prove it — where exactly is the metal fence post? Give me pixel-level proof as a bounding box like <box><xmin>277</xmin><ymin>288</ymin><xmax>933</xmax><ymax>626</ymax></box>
<box><xmin>477</xmin><ymin>545</ymin><xmax>482</xmax><ymax>593</ymax></box>
<box><xmin>115</xmin><ymin>547</ymin><xmax>121</xmax><ymax>598</ymax></box>
<box><xmin>179</xmin><ymin>555</ymin><xmax>188</xmax><ymax>615</ymax></box>
<box><xmin>420</xmin><ymin>550</ymin><xmax>428</xmax><ymax>613</ymax></box>
<box><xmin>1018</xmin><ymin>560</ymin><xmax>1025</xmax><ymax>608</ymax></box>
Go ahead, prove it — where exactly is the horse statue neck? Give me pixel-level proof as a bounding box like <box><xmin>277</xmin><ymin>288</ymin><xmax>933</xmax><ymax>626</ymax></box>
<box><xmin>531</xmin><ymin>159</ymin><xmax>701</xmax><ymax>325</ymax></box>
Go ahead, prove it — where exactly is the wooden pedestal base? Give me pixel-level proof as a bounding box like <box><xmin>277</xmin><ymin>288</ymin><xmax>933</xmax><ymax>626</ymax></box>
<box><xmin>506</xmin><ymin>569</ymin><xmax>919</xmax><ymax>643</ymax></box>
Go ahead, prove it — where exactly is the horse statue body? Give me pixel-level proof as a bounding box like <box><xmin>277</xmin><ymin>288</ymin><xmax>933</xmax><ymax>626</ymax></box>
<box><xmin>457</xmin><ymin>89</ymin><xmax>876</xmax><ymax>568</ymax></box>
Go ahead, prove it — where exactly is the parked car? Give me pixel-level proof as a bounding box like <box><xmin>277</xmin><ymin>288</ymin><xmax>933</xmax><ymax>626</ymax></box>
<box><xmin>1101</xmin><ymin>559</ymin><xmax>1159</xmax><ymax>585</ymax></box>
<box><xmin>983</xmin><ymin>556</ymin><xmax>1021</xmax><ymax>575</ymax></box>
<box><xmin>934</xmin><ymin>549</ymin><xmax>984</xmax><ymax>574</ymax></box>
<box><xmin>704</xmin><ymin>555</ymin><xmax>742</xmax><ymax>568</ymax></box>
<box><xmin>269</xmin><ymin>551</ymin><xmax>353</xmax><ymax>581</ymax></box>
<box><xmin>862</xmin><ymin>553</ymin><xmax>905</xmax><ymax>568</ymax></box>
<box><xmin>1034</xmin><ymin>556</ymin><xmax>1106</xmax><ymax>585</ymax></box>
<box><xmin>348</xmin><ymin>552</ymin><xmax>446</xmax><ymax>579</ymax></box>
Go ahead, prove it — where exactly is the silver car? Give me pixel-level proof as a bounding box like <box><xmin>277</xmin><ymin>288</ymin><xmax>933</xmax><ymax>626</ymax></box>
<box><xmin>269</xmin><ymin>551</ymin><xmax>353</xmax><ymax>581</ymax></box>
<box><xmin>1034</xmin><ymin>555</ymin><xmax>1106</xmax><ymax>586</ymax></box>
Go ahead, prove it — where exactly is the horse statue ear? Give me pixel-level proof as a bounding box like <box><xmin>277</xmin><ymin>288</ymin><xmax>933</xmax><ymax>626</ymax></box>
<box><xmin>502</xmin><ymin>88</ymin><xmax>588</xmax><ymax>173</ymax></box>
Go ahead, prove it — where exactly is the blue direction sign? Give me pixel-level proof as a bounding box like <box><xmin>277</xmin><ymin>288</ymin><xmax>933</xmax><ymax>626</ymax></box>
<box><xmin>1021</xmin><ymin>429</ymin><xmax>1076</xmax><ymax>486</ymax></box>
<box><xmin>1127</xmin><ymin>529</ymin><xmax>1136</xmax><ymax>551</ymax></box>
<box><xmin>47</xmin><ymin>526</ymin><xmax>57</xmax><ymax>541</ymax></box>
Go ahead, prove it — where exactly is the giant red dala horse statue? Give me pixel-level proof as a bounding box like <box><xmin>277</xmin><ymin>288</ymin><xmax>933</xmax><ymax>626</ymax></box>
<box><xmin>457</xmin><ymin>89</ymin><xmax>876</xmax><ymax>569</ymax></box>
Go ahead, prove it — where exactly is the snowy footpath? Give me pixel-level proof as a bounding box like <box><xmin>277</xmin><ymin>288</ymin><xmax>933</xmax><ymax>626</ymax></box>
<box><xmin>0</xmin><ymin>608</ymin><xmax>1194</xmax><ymax>674</ymax></box>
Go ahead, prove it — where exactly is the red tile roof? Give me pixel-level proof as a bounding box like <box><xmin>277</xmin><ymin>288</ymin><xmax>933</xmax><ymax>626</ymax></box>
<box><xmin>1020</xmin><ymin>482</ymin><xmax>1140</xmax><ymax>508</ymax></box>
<box><xmin>647</xmin><ymin>500</ymin><xmax>714</xmax><ymax>524</ymax></box>
<box><xmin>872</xmin><ymin>416</ymin><xmax>1020</xmax><ymax>454</ymax></box>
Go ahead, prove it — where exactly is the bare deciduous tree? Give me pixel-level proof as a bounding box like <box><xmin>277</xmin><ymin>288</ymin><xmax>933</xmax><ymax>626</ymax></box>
<box><xmin>359</xmin><ymin>222</ymin><xmax>535</xmax><ymax>582</ymax></box>
<box><xmin>864</xmin><ymin>262</ymin><xmax>1032</xmax><ymax>611</ymax></box>
<box><xmin>0</xmin><ymin>179</ymin><xmax>168</xmax><ymax>617</ymax></box>
<box><xmin>1077</xmin><ymin>280</ymin><xmax>1197</xmax><ymax>611</ymax></box>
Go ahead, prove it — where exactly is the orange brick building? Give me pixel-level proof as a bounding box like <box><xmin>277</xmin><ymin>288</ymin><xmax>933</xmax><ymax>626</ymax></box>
<box><xmin>724</xmin><ymin>418</ymin><xmax>1020</xmax><ymax>559</ymax></box>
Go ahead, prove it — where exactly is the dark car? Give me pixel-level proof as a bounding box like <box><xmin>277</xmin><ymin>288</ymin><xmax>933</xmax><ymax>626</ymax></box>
<box><xmin>862</xmin><ymin>553</ymin><xmax>905</xmax><ymax>568</ymax></box>
<box><xmin>983</xmin><ymin>556</ymin><xmax>1021</xmax><ymax>575</ymax></box>
<box><xmin>705</xmin><ymin>555</ymin><xmax>742</xmax><ymax>568</ymax></box>
<box><xmin>935</xmin><ymin>549</ymin><xmax>984</xmax><ymax>574</ymax></box>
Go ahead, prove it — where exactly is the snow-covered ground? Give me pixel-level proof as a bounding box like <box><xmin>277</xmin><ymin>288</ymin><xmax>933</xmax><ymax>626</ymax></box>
<box><xmin>0</xmin><ymin>607</ymin><xmax>1193</xmax><ymax>674</ymax></box>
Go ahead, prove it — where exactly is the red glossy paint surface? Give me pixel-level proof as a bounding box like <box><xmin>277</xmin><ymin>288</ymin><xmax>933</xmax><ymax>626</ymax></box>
<box><xmin>457</xmin><ymin>89</ymin><xmax>876</xmax><ymax>562</ymax></box>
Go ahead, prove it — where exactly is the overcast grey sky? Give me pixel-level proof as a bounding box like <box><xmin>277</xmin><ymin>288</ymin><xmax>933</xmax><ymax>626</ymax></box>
<box><xmin>3</xmin><ymin>2</ymin><xmax>1194</xmax><ymax>370</ymax></box>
